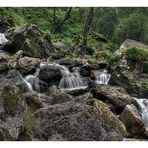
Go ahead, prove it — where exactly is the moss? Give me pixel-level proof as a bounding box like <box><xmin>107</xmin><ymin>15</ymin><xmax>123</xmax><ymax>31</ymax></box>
<box><xmin>97</xmin><ymin>100</ymin><xmax>126</xmax><ymax>135</ymax></box>
<box><xmin>2</xmin><ymin>85</ymin><xmax>21</xmax><ymax>116</ymax></box>
<box><xmin>0</xmin><ymin>128</ymin><xmax>13</xmax><ymax>141</ymax></box>
<box><xmin>23</xmin><ymin>106</ymin><xmax>37</xmax><ymax>137</ymax></box>
<box><xmin>125</xmin><ymin>46</ymin><xmax>148</xmax><ymax>63</ymax></box>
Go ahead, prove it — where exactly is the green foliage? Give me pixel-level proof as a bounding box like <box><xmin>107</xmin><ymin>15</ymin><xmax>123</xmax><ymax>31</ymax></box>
<box><xmin>125</xmin><ymin>46</ymin><xmax>148</xmax><ymax>63</ymax></box>
<box><xmin>114</xmin><ymin>12</ymin><xmax>147</xmax><ymax>44</ymax></box>
<box><xmin>95</xmin><ymin>49</ymin><xmax>113</xmax><ymax>60</ymax></box>
<box><xmin>143</xmin><ymin>61</ymin><xmax>148</xmax><ymax>74</ymax></box>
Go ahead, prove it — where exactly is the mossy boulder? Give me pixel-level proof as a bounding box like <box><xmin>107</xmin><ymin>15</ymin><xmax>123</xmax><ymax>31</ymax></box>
<box><xmin>2</xmin><ymin>24</ymin><xmax>54</xmax><ymax>58</ymax></box>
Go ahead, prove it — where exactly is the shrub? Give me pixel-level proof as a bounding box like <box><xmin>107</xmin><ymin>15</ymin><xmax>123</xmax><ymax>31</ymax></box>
<box><xmin>125</xmin><ymin>46</ymin><xmax>148</xmax><ymax>63</ymax></box>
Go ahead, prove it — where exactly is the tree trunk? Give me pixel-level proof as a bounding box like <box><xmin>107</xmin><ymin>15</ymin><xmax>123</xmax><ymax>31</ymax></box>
<box><xmin>82</xmin><ymin>8</ymin><xmax>94</xmax><ymax>48</ymax></box>
<box><xmin>52</xmin><ymin>8</ymin><xmax>72</xmax><ymax>33</ymax></box>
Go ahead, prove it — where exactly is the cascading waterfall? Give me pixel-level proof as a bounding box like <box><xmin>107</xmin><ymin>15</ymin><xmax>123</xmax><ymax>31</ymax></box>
<box><xmin>96</xmin><ymin>70</ymin><xmax>111</xmax><ymax>85</ymax></box>
<box><xmin>134</xmin><ymin>98</ymin><xmax>148</xmax><ymax>127</ymax></box>
<box><xmin>18</xmin><ymin>68</ymin><xmax>41</xmax><ymax>92</ymax></box>
<box><xmin>0</xmin><ymin>33</ymin><xmax>8</xmax><ymax>44</ymax></box>
<box><xmin>59</xmin><ymin>66</ymin><xmax>87</xmax><ymax>91</ymax></box>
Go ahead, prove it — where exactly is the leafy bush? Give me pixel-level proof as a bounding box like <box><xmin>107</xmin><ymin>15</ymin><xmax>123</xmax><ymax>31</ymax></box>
<box><xmin>125</xmin><ymin>46</ymin><xmax>148</xmax><ymax>63</ymax></box>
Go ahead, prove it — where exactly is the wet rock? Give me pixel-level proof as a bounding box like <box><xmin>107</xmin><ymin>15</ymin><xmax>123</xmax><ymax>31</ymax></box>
<box><xmin>2</xmin><ymin>24</ymin><xmax>54</xmax><ymax>58</ymax></box>
<box><xmin>80</xmin><ymin>64</ymin><xmax>92</xmax><ymax>77</ymax></box>
<box><xmin>119</xmin><ymin>104</ymin><xmax>146</xmax><ymax>135</ymax></box>
<box><xmin>38</xmin><ymin>64</ymin><xmax>61</xmax><ymax>84</ymax></box>
<box><xmin>91</xmin><ymin>85</ymin><xmax>138</xmax><ymax>114</ymax></box>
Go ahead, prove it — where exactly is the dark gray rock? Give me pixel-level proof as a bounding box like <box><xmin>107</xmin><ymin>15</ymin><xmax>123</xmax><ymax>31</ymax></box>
<box><xmin>2</xmin><ymin>24</ymin><xmax>54</xmax><ymax>58</ymax></box>
<box><xmin>38</xmin><ymin>64</ymin><xmax>61</xmax><ymax>84</ymax></box>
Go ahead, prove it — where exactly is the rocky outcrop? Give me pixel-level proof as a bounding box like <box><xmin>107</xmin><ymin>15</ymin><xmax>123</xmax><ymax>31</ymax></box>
<box><xmin>109</xmin><ymin>39</ymin><xmax>148</xmax><ymax>98</ymax></box>
<box><xmin>2</xmin><ymin>24</ymin><xmax>54</xmax><ymax>58</ymax></box>
<box><xmin>91</xmin><ymin>85</ymin><xmax>138</xmax><ymax>113</ymax></box>
<box><xmin>120</xmin><ymin>104</ymin><xmax>146</xmax><ymax>136</ymax></box>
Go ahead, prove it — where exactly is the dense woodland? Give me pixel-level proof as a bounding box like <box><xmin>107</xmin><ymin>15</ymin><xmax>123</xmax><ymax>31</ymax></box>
<box><xmin>0</xmin><ymin>8</ymin><xmax>148</xmax><ymax>47</ymax></box>
<box><xmin>0</xmin><ymin>7</ymin><xmax>148</xmax><ymax>141</ymax></box>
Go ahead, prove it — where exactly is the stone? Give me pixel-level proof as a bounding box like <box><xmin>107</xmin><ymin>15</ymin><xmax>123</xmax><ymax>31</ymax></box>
<box><xmin>2</xmin><ymin>24</ymin><xmax>54</xmax><ymax>58</ymax></box>
<box><xmin>18</xmin><ymin>56</ymin><xmax>41</xmax><ymax>74</ymax></box>
<box><xmin>119</xmin><ymin>104</ymin><xmax>146</xmax><ymax>135</ymax></box>
<box><xmin>38</xmin><ymin>64</ymin><xmax>61</xmax><ymax>84</ymax></box>
<box><xmin>91</xmin><ymin>85</ymin><xmax>138</xmax><ymax>114</ymax></box>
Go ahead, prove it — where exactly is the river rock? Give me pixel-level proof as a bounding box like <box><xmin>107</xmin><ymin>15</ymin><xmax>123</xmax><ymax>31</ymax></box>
<box><xmin>2</xmin><ymin>24</ymin><xmax>54</xmax><ymax>58</ymax></box>
<box><xmin>119</xmin><ymin>104</ymin><xmax>146</xmax><ymax>135</ymax></box>
<box><xmin>80</xmin><ymin>64</ymin><xmax>92</xmax><ymax>77</ymax></box>
<box><xmin>18</xmin><ymin>56</ymin><xmax>41</xmax><ymax>75</ymax></box>
<box><xmin>91</xmin><ymin>85</ymin><xmax>138</xmax><ymax>114</ymax></box>
<box><xmin>38</xmin><ymin>64</ymin><xmax>62</xmax><ymax>84</ymax></box>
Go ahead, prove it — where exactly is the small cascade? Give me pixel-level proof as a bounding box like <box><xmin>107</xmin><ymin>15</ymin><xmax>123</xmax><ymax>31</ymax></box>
<box><xmin>96</xmin><ymin>70</ymin><xmax>111</xmax><ymax>85</ymax></box>
<box><xmin>24</xmin><ymin>68</ymin><xmax>40</xmax><ymax>92</ymax></box>
<box><xmin>59</xmin><ymin>66</ymin><xmax>87</xmax><ymax>91</ymax></box>
<box><xmin>0</xmin><ymin>33</ymin><xmax>8</xmax><ymax>44</ymax></box>
<box><xmin>134</xmin><ymin>98</ymin><xmax>148</xmax><ymax>127</ymax></box>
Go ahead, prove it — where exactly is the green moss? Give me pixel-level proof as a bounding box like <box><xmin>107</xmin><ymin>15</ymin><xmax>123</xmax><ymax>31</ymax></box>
<box><xmin>126</xmin><ymin>46</ymin><xmax>148</xmax><ymax>63</ymax></box>
<box><xmin>2</xmin><ymin>85</ymin><xmax>21</xmax><ymax>116</ymax></box>
<box><xmin>23</xmin><ymin>106</ymin><xmax>37</xmax><ymax>137</ymax></box>
<box><xmin>0</xmin><ymin>128</ymin><xmax>13</xmax><ymax>141</ymax></box>
<box><xmin>97</xmin><ymin>101</ymin><xmax>126</xmax><ymax>135</ymax></box>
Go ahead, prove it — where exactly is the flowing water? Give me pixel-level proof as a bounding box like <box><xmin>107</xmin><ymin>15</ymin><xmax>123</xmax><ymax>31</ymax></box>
<box><xmin>96</xmin><ymin>70</ymin><xmax>111</xmax><ymax>85</ymax></box>
<box><xmin>0</xmin><ymin>33</ymin><xmax>8</xmax><ymax>44</ymax></box>
<box><xmin>19</xmin><ymin>62</ymin><xmax>87</xmax><ymax>92</ymax></box>
<box><xmin>59</xmin><ymin>66</ymin><xmax>87</xmax><ymax>91</ymax></box>
<box><xmin>134</xmin><ymin>98</ymin><xmax>148</xmax><ymax>127</ymax></box>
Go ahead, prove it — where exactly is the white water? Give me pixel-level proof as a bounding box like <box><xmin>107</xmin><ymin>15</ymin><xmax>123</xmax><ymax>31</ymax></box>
<box><xmin>96</xmin><ymin>70</ymin><xmax>111</xmax><ymax>85</ymax></box>
<box><xmin>134</xmin><ymin>98</ymin><xmax>148</xmax><ymax>127</ymax></box>
<box><xmin>0</xmin><ymin>33</ymin><xmax>8</xmax><ymax>44</ymax></box>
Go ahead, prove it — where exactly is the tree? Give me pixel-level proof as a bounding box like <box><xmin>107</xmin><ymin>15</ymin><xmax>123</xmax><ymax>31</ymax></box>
<box><xmin>51</xmin><ymin>7</ymin><xmax>72</xmax><ymax>33</ymax></box>
<box><xmin>82</xmin><ymin>8</ymin><xmax>94</xmax><ymax>48</ymax></box>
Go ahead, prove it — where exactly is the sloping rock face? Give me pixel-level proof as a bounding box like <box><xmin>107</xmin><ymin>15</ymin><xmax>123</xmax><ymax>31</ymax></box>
<box><xmin>120</xmin><ymin>104</ymin><xmax>146</xmax><ymax>136</ymax></box>
<box><xmin>0</xmin><ymin>84</ymin><xmax>27</xmax><ymax>140</ymax></box>
<box><xmin>92</xmin><ymin>85</ymin><xmax>138</xmax><ymax>113</ymax></box>
<box><xmin>30</xmin><ymin>100</ymin><xmax>126</xmax><ymax>141</ymax></box>
<box><xmin>2</xmin><ymin>24</ymin><xmax>54</xmax><ymax>58</ymax></box>
<box><xmin>109</xmin><ymin>39</ymin><xmax>148</xmax><ymax>98</ymax></box>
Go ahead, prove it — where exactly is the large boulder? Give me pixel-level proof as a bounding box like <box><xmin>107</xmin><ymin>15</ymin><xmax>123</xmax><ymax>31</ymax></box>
<box><xmin>30</xmin><ymin>100</ymin><xmax>126</xmax><ymax>141</ymax></box>
<box><xmin>0</xmin><ymin>84</ymin><xmax>27</xmax><ymax>140</ymax></box>
<box><xmin>2</xmin><ymin>24</ymin><xmax>54</xmax><ymax>58</ymax></box>
<box><xmin>119</xmin><ymin>104</ymin><xmax>146</xmax><ymax>136</ymax></box>
<box><xmin>91</xmin><ymin>85</ymin><xmax>138</xmax><ymax>114</ymax></box>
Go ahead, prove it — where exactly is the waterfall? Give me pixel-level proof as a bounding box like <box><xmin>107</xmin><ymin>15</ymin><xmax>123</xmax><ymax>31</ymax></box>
<box><xmin>0</xmin><ymin>33</ymin><xmax>8</xmax><ymax>44</ymax></box>
<box><xmin>134</xmin><ymin>98</ymin><xmax>148</xmax><ymax>127</ymax></box>
<box><xmin>96</xmin><ymin>70</ymin><xmax>111</xmax><ymax>85</ymax></box>
<box><xmin>17</xmin><ymin>68</ymin><xmax>40</xmax><ymax>92</ymax></box>
<box><xmin>59</xmin><ymin>66</ymin><xmax>87</xmax><ymax>91</ymax></box>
